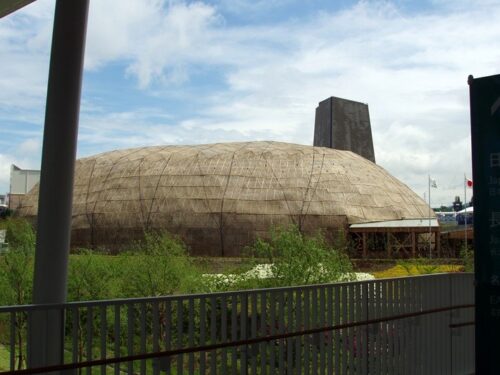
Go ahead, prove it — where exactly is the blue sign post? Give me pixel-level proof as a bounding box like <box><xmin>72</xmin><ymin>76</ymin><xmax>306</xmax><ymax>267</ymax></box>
<box><xmin>469</xmin><ymin>73</ymin><xmax>500</xmax><ymax>374</ymax></box>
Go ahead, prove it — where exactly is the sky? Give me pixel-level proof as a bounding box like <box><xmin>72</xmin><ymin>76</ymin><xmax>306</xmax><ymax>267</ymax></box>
<box><xmin>1</xmin><ymin>0</ymin><xmax>499</xmax><ymax>207</ymax></box>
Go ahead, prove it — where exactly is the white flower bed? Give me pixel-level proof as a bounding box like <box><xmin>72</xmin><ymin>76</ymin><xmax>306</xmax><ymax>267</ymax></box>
<box><xmin>202</xmin><ymin>264</ymin><xmax>374</xmax><ymax>290</ymax></box>
<box><xmin>352</xmin><ymin>272</ymin><xmax>376</xmax><ymax>281</ymax></box>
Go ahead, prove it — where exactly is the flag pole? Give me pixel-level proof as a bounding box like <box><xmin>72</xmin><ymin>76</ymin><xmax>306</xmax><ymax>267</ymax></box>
<box><xmin>464</xmin><ymin>174</ymin><xmax>468</xmax><ymax>251</ymax></box>
<box><xmin>428</xmin><ymin>174</ymin><xmax>432</xmax><ymax>258</ymax></box>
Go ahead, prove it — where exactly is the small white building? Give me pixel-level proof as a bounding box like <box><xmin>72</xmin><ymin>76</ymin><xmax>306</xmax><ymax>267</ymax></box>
<box><xmin>9</xmin><ymin>164</ymin><xmax>40</xmax><ymax>210</ymax></box>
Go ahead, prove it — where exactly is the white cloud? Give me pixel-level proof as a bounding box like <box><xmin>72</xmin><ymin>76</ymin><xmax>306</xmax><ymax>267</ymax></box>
<box><xmin>19</xmin><ymin>138</ymin><xmax>40</xmax><ymax>154</ymax></box>
<box><xmin>87</xmin><ymin>0</ymin><xmax>220</xmax><ymax>87</ymax></box>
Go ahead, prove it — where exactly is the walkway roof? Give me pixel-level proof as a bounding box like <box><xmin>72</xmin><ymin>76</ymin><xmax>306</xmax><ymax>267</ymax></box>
<box><xmin>0</xmin><ymin>0</ymin><xmax>36</xmax><ymax>18</ymax></box>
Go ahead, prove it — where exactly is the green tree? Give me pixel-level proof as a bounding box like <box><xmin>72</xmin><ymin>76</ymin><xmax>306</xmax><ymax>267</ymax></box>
<box><xmin>119</xmin><ymin>231</ymin><xmax>201</xmax><ymax>297</ymax></box>
<box><xmin>67</xmin><ymin>250</ymin><xmax>118</xmax><ymax>301</ymax></box>
<box><xmin>0</xmin><ymin>219</ymin><xmax>35</xmax><ymax>306</ymax></box>
<box><xmin>245</xmin><ymin>225</ymin><xmax>353</xmax><ymax>287</ymax></box>
<box><xmin>0</xmin><ymin>219</ymin><xmax>35</xmax><ymax>369</ymax></box>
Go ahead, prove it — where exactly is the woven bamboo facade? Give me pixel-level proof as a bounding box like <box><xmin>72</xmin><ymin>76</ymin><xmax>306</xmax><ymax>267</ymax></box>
<box><xmin>18</xmin><ymin>141</ymin><xmax>431</xmax><ymax>256</ymax></box>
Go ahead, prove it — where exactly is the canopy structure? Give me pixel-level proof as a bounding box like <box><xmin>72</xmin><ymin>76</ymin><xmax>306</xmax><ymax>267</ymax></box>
<box><xmin>0</xmin><ymin>0</ymin><xmax>36</xmax><ymax>18</ymax></box>
<box><xmin>350</xmin><ymin>218</ymin><xmax>441</xmax><ymax>258</ymax></box>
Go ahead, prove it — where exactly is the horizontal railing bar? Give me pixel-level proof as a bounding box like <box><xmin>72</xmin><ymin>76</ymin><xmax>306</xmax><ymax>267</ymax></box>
<box><xmin>0</xmin><ymin>273</ymin><xmax>473</xmax><ymax>313</ymax></box>
<box><xmin>0</xmin><ymin>303</ymin><xmax>474</xmax><ymax>375</ymax></box>
<box><xmin>449</xmin><ymin>321</ymin><xmax>475</xmax><ymax>328</ymax></box>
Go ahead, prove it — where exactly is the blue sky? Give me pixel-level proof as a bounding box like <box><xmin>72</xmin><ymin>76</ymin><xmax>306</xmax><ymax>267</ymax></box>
<box><xmin>1</xmin><ymin>0</ymin><xmax>499</xmax><ymax>206</ymax></box>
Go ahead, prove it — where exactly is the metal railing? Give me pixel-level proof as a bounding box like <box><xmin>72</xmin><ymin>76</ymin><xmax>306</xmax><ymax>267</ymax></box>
<box><xmin>0</xmin><ymin>273</ymin><xmax>474</xmax><ymax>374</ymax></box>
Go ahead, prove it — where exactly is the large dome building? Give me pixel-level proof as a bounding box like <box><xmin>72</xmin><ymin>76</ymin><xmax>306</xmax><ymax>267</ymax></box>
<box><xmin>19</xmin><ymin>141</ymin><xmax>434</xmax><ymax>256</ymax></box>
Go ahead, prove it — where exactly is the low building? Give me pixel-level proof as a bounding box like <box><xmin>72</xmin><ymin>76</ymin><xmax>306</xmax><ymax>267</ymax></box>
<box><xmin>9</xmin><ymin>164</ymin><xmax>40</xmax><ymax>210</ymax></box>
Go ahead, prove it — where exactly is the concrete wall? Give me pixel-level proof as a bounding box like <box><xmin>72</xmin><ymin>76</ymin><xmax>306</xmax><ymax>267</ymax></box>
<box><xmin>313</xmin><ymin>97</ymin><xmax>376</xmax><ymax>163</ymax></box>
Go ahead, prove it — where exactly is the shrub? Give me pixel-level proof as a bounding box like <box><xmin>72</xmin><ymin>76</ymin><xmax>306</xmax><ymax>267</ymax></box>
<box><xmin>67</xmin><ymin>250</ymin><xmax>119</xmax><ymax>301</ymax></box>
<box><xmin>244</xmin><ymin>225</ymin><xmax>353</xmax><ymax>287</ymax></box>
<box><xmin>460</xmin><ymin>245</ymin><xmax>474</xmax><ymax>272</ymax></box>
<box><xmin>0</xmin><ymin>219</ymin><xmax>35</xmax><ymax>306</ymax></box>
<box><xmin>119</xmin><ymin>231</ymin><xmax>202</xmax><ymax>297</ymax></box>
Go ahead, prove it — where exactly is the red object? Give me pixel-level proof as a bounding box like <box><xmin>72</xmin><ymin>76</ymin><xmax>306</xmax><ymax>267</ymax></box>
<box><xmin>466</xmin><ymin>178</ymin><xmax>473</xmax><ymax>188</ymax></box>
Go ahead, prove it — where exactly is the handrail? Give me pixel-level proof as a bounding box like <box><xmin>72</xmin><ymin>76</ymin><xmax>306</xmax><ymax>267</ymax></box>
<box><xmin>0</xmin><ymin>273</ymin><xmax>473</xmax><ymax>312</ymax></box>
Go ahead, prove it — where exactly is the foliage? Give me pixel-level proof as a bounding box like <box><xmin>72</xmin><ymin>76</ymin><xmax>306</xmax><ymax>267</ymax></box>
<box><xmin>244</xmin><ymin>225</ymin><xmax>353</xmax><ymax>287</ymax></box>
<box><xmin>119</xmin><ymin>231</ymin><xmax>203</xmax><ymax>297</ymax></box>
<box><xmin>0</xmin><ymin>219</ymin><xmax>35</xmax><ymax>370</ymax></box>
<box><xmin>67</xmin><ymin>250</ymin><xmax>120</xmax><ymax>301</ymax></box>
<box><xmin>0</xmin><ymin>218</ymin><xmax>35</xmax><ymax>253</ymax></box>
<box><xmin>460</xmin><ymin>245</ymin><xmax>474</xmax><ymax>272</ymax></box>
<box><xmin>0</xmin><ymin>219</ymin><xmax>35</xmax><ymax>306</ymax></box>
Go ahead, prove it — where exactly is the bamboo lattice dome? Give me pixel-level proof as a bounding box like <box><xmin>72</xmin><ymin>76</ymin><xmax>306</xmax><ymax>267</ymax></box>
<box><xmin>19</xmin><ymin>141</ymin><xmax>431</xmax><ymax>256</ymax></box>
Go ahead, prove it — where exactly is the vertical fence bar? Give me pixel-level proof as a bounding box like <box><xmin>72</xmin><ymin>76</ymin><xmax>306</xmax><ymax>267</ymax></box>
<box><xmin>327</xmin><ymin>286</ymin><xmax>333</xmax><ymax>375</ymax></box>
<box><xmin>402</xmin><ymin>278</ymin><xmax>409</xmax><ymax>373</ymax></box>
<box><xmin>388</xmin><ymin>279</ymin><xmax>395</xmax><ymax>374</ymax></box>
<box><xmin>348</xmin><ymin>283</ymin><xmax>355</xmax><ymax>374</ymax></box>
<box><xmin>401</xmin><ymin>278</ymin><xmax>407</xmax><ymax>373</ymax></box>
<box><xmin>199</xmin><ymin>298</ymin><xmax>206</xmax><ymax>375</ymax></box>
<box><xmin>311</xmin><ymin>287</ymin><xmax>318</xmax><ymax>375</ymax></box>
<box><xmin>140</xmin><ymin>303</ymin><xmax>147</xmax><ymax>375</ymax></box>
<box><xmin>319</xmin><ymin>286</ymin><xmax>326</xmax><ymax>375</ymax></box>
<box><xmin>231</xmin><ymin>294</ymin><xmax>238</xmax><ymax>375</ymax></box>
<box><xmin>334</xmin><ymin>285</ymin><xmax>340</xmax><ymax>375</ymax></box>
<box><xmin>165</xmin><ymin>300</ymin><xmax>172</xmax><ymax>375</ymax></box>
<box><xmin>278</xmin><ymin>290</ymin><xmax>285</xmax><ymax>375</ymax></box>
<box><xmin>220</xmin><ymin>296</ymin><xmax>228</xmax><ymax>373</ymax></box>
<box><xmin>114</xmin><ymin>305</ymin><xmax>121</xmax><ymax>375</ymax></box>
<box><xmin>295</xmin><ymin>289</ymin><xmax>303</xmax><ymax>375</ymax></box>
<box><xmin>340</xmin><ymin>284</ymin><xmax>347</xmax><ymax>374</ymax></box>
<box><xmin>210</xmin><ymin>296</ymin><xmax>217</xmax><ymax>375</ymax></box>
<box><xmin>372</xmin><ymin>281</ymin><xmax>380</xmax><ymax>375</ymax></box>
<box><xmin>221</xmin><ymin>295</ymin><xmax>228</xmax><ymax>374</ymax></box>
<box><xmin>304</xmin><ymin>287</ymin><xmax>310</xmax><ymax>375</ymax></box>
<box><xmin>381</xmin><ymin>280</ymin><xmax>389</xmax><ymax>375</ymax></box>
<box><xmin>408</xmin><ymin>278</ymin><xmax>418</xmax><ymax>375</ymax></box>
<box><xmin>241</xmin><ymin>292</ymin><xmax>248</xmax><ymax>375</ymax></box>
<box><xmin>430</xmin><ymin>277</ymin><xmax>439</xmax><ymax>372</ymax></box>
<box><xmin>71</xmin><ymin>307</ymin><xmax>78</xmax><ymax>366</ymax></box>
<box><xmin>260</xmin><ymin>292</ymin><xmax>267</xmax><ymax>375</ymax></box>
<box><xmin>177</xmin><ymin>299</ymin><xmax>184</xmax><ymax>375</ymax></box>
<box><xmin>152</xmin><ymin>301</ymin><xmax>160</xmax><ymax>375</ymax></box>
<box><xmin>423</xmin><ymin>277</ymin><xmax>431</xmax><ymax>375</ymax></box>
<box><xmin>361</xmin><ymin>282</ymin><xmax>369</xmax><ymax>375</ymax></box>
<box><xmin>188</xmin><ymin>298</ymin><xmax>195</xmax><ymax>375</ymax></box>
<box><xmin>285</xmin><ymin>289</ymin><xmax>293</xmax><ymax>375</ymax></box>
<box><xmin>100</xmin><ymin>305</ymin><xmax>107</xmax><ymax>375</ymax></box>
<box><xmin>251</xmin><ymin>292</ymin><xmax>257</xmax><ymax>375</ymax></box>
<box><xmin>86</xmin><ymin>306</ymin><xmax>93</xmax><ymax>375</ymax></box>
<box><xmin>269</xmin><ymin>291</ymin><xmax>276</xmax><ymax>374</ymax></box>
<box><xmin>10</xmin><ymin>312</ymin><xmax>15</xmax><ymax>371</ymax></box>
<box><xmin>127</xmin><ymin>304</ymin><xmax>134</xmax><ymax>375</ymax></box>
<box><xmin>354</xmin><ymin>283</ymin><xmax>362</xmax><ymax>374</ymax></box>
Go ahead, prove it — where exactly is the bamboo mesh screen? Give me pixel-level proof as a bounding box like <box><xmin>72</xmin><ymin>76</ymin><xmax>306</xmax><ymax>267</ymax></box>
<box><xmin>19</xmin><ymin>141</ymin><xmax>431</xmax><ymax>256</ymax></box>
